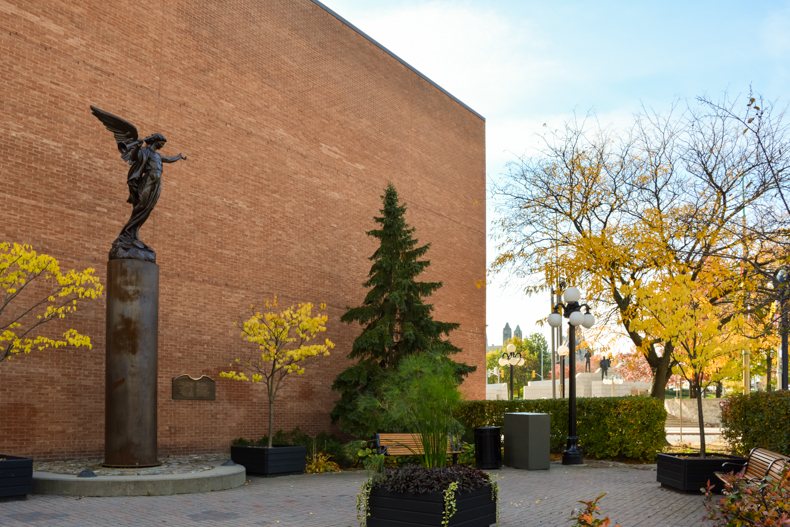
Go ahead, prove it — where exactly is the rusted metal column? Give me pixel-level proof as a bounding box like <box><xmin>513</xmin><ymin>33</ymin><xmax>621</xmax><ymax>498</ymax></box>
<box><xmin>104</xmin><ymin>259</ymin><xmax>160</xmax><ymax>467</ymax></box>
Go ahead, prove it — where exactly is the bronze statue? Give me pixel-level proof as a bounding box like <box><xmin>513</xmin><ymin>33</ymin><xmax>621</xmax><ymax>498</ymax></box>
<box><xmin>91</xmin><ymin>106</ymin><xmax>186</xmax><ymax>262</ymax></box>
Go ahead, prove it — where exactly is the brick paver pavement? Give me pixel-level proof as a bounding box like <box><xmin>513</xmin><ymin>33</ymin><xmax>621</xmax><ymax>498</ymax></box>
<box><xmin>1</xmin><ymin>462</ymin><xmax>711</xmax><ymax>527</ymax></box>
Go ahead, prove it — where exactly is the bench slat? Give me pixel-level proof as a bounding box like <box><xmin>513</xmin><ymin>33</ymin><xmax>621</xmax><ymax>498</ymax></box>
<box><xmin>715</xmin><ymin>448</ymin><xmax>789</xmax><ymax>488</ymax></box>
<box><xmin>374</xmin><ymin>433</ymin><xmax>461</xmax><ymax>458</ymax></box>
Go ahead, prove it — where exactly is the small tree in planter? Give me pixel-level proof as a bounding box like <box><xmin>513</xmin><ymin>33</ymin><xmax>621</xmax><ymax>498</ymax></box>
<box><xmin>220</xmin><ymin>297</ymin><xmax>334</xmax><ymax>475</ymax></box>
<box><xmin>1</xmin><ymin>242</ymin><xmax>103</xmax><ymax>496</ymax></box>
<box><xmin>357</xmin><ymin>354</ymin><xmax>497</xmax><ymax>527</ymax></box>
<box><xmin>632</xmin><ymin>269</ymin><xmax>749</xmax><ymax>491</ymax></box>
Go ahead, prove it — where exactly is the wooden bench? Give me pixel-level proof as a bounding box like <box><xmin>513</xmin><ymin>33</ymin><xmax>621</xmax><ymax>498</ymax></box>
<box><xmin>373</xmin><ymin>433</ymin><xmax>461</xmax><ymax>465</ymax></box>
<box><xmin>715</xmin><ymin>447</ymin><xmax>789</xmax><ymax>487</ymax></box>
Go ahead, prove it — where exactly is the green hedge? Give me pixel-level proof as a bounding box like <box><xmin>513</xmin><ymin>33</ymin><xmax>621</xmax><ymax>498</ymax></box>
<box><xmin>455</xmin><ymin>397</ymin><xmax>666</xmax><ymax>462</ymax></box>
<box><xmin>720</xmin><ymin>391</ymin><xmax>790</xmax><ymax>456</ymax></box>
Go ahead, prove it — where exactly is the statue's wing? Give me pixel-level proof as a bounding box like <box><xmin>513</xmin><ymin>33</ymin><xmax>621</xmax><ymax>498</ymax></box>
<box><xmin>90</xmin><ymin>105</ymin><xmax>140</xmax><ymax>164</ymax></box>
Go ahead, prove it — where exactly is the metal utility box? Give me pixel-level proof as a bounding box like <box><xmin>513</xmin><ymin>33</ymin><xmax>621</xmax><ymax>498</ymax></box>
<box><xmin>504</xmin><ymin>412</ymin><xmax>550</xmax><ymax>470</ymax></box>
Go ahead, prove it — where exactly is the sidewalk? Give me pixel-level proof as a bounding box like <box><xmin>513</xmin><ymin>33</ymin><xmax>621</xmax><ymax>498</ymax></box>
<box><xmin>1</xmin><ymin>461</ymin><xmax>710</xmax><ymax>527</ymax></box>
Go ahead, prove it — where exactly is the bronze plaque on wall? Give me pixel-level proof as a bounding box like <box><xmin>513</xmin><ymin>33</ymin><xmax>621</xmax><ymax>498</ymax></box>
<box><xmin>172</xmin><ymin>375</ymin><xmax>216</xmax><ymax>401</ymax></box>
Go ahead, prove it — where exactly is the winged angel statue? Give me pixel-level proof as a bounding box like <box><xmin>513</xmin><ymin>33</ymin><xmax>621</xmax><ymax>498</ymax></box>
<box><xmin>91</xmin><ymin>106</ymin><xmax>186</xmax><ymax>262</ymax></box>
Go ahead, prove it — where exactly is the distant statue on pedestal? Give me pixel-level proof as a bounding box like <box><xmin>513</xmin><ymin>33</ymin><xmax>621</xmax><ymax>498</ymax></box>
<box><xmin>600</xmin><ymin>357</ymin><xmax>610</xmax><ymax>379</ymax></box>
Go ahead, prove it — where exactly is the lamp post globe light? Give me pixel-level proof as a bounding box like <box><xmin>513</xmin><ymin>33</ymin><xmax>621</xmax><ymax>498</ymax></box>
<box><xmin>499</xmin><ymin>342</ymin><xmax>525</xmax><ymax>400</ymax></box>
<box><xmin>548</xmin><ymin>285</ymin><xmax>595</xmax><ymax>465</ymax></box>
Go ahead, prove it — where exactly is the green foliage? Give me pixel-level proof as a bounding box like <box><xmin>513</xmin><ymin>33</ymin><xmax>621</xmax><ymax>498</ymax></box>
<box><xmin>721</xmin><ymin>391</ymin><xmax>790</xmax><ymax>455</ymax></box>
<box><xmin>379</xmin><ymin>354</ymin><xmax>463</xmax><ymax>468</ymax></box>
<box><xmin>487</xmin><ymin>333</ymin><xmax>551</xmax><ymax>396</ymax></box>
<box><xmin>332</xmin><ymin>184</ymin><xmax>473</xmax><ymax>436</ymax></box>
<box><xmin>455</xmin><ymin>397</ymin><xmax>666</xmax><ymax>461</ymax></box>
<box><xmin>704</xmin><ymin>468</ymin><xmax>790</xmax><ymax>526</ymax></box>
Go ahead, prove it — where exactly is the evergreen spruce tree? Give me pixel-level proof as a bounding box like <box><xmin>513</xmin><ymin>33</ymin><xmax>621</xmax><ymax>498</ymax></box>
<box><xmin>331</xmin><ymin>184</ymin><xmax>474</xmax><ymax>436</ymax></box>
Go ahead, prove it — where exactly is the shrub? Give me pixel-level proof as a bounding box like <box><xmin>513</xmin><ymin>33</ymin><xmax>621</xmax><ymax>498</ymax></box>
<box><xmin>720</xmin><ymin>391</ymin><xmax>790</xmax><ymax>456</ymax></box>
<box><xmin>455</xmin><ymin>397</ymin><xmax>665</xmax><ymax>461</ymax></box>
<box><xmin>704</xmin><ymin>467</ymin><xmax>790</xmax><ymax>526</ymax></box>
<box><xmin>305</xmin><ymin>451</ymin><xmax>341</xmax><ymax>474</ymax></box>
<box><xmin>373</xmin><ymin>464</ymin><xmax>492</xmax><ymax>495</ymax></box>
<box><xmin>571</xmin><ymin>494</ymin><xmax>621</xmax><ymax>527</ymax></box>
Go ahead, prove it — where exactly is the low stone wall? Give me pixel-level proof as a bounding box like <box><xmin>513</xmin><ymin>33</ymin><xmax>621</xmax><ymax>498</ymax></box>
<box><xmin>664</xmin><ymin>398</ymin><xmax>722</xmax><ymax>426</ymax></box>
<box><xmin>486</xmin><ymin>383</ymin><xmax>509</xmax><ymax>400</ymax></box>
<box><xmin>518</xmin><ymin>373</ymin><xmax>651</xmax><ymax>399</ymax></box>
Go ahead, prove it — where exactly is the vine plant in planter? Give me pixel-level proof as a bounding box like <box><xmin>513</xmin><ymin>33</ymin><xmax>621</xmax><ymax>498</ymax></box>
<box><xmin>357</xmin><ymin>354</ymin><xmax>497</xmax><ymax>527</ymax></box>
<box><xmin>220</xmin><ymin>297</ymin><xmax>334</xmax><ymax>475</ymax></box>
<box><xmin>0</xmin><ymin>242</ymin><xmax>103</xmax><ymax>497</ymax></box>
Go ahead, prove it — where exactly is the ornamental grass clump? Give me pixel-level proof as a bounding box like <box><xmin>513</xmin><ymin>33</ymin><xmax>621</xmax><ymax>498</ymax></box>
<box><xmin>379</xmin><ymin>353</ymin><xmax>464</xmax><ymax>468</ymax></box>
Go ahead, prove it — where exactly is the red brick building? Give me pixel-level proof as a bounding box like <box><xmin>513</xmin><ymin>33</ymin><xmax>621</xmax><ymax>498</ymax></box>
<box><xmin>0</xmin><ymin>0</ymin><xmax>486</xmax><ymax>458</ymax></box>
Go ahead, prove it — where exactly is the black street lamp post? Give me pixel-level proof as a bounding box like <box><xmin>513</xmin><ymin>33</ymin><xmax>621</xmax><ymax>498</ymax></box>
<box><xmin>548</xmin><ymin>286</ymin><xmax>595</xmax><ymax>465</ymax></box>
<box><xmin>777</xmin><ymin>268</ymin><xmax>789</xmax><ymax>391</ymax></box>
<box><xmin>499</xmin><ymin>343</ymin><xmax>525</xmax><ymax>400</ymax></box>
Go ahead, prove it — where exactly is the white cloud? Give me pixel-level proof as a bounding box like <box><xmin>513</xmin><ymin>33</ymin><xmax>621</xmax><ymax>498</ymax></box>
<box><xmin>326</xmin><ymin>1</ymin><xmax>566</xmax><ymax>117</ymax></box>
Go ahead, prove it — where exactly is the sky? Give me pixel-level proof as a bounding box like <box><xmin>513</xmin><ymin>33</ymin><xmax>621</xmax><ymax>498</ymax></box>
<box><xmin>319</xmin><ymin>0</ymin><xmax>790</xmax><ymax>348</ymax></box>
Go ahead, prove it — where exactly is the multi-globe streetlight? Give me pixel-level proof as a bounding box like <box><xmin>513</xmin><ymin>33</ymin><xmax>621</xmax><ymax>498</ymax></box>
<box><xmin>499</xmin><ymin>343</ymin><xmax>525</xmax><ymax>401</ymax></box>
<box><xmin>548</xmin><ymin>285</ymin><xmax>595</xmax><ymax>465</ymax></box>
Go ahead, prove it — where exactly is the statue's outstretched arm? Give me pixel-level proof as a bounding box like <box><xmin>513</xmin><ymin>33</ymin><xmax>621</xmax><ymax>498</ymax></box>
<box><xmin>161</xmin><ymin>153</ymin><xmax>187</xmax><ymax>163</ymax></box>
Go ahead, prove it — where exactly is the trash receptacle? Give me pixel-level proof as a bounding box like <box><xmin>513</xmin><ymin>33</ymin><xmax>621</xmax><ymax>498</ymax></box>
<box><xmin>474</xmin><ymin>426</ymin><xmax>501</xmax><ymax>469</ymax></box>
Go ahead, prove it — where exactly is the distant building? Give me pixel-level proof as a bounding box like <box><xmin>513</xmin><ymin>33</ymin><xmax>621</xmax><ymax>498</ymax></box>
<box><xmin>503</xmin><ymin>323</ymin><xmax>512</xmax><ymax>343</ymax></box>
<box><xmin>514</xmin><ymin>325</ymin><xmax>522</xmax><ymax>340</ymax></box>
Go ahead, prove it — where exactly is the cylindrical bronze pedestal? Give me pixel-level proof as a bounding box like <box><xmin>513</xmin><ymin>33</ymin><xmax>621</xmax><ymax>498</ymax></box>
<box><xmin>104</xmin><ymin>259</ymin><xmax>160</xmax><ymax>467</ymax></box>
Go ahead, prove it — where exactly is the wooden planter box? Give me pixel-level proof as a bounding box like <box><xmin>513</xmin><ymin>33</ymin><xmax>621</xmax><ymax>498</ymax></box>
<box><xmin>230</xmin><ymin>445</ymin><xmax>306</xmax><ymax>476</ymax></box>
<box><xmin>656</xmin><ymin>453</ymin><xmax>746</xmax><ymax>493</ymax></box>
<box><xmin>368</xmin><ymin>485</ymin><xmax>496</xmax><ymax>527</ymax></box>
<box><xmin>0</xmin><ymin>454</ymin><xmax>33</xmax><ymax>498</ymax></box>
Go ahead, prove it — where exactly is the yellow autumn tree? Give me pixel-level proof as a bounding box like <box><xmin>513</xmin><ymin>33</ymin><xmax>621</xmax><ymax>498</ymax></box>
<box><xmin>493</xmin><ymin>94</ymin><xmax>787</xmax><ymax>399</ymax></box>
<box><xmin>1</xmin><ymin>242</ymin><xmax>103</xmax><ymax>365</ymax></box>
<box><xmin>220</xmin><ymin>297</ymin><xmax>334</xmax><ymax>447</ymax></box>
<box><xmin>630</xmin><ymin>263</ymin><xmax>751</xmax><ymax>456</ymax></box>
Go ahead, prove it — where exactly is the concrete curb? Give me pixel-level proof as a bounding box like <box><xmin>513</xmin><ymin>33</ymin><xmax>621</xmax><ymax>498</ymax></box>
<box><xmin>33</xmin><ymin>464</ymin><xmax>247</xmax><ymax>496</ymax></box>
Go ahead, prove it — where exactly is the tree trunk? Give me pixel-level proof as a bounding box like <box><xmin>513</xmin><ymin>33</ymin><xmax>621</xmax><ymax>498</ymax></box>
<box><xmin>267</xmin><ymin>396</ymin><xmax>274</xmax><ymax>448</ymax></box>
<box><xmin>715</xmin><ymin>381</ymin><xmax>723</xmax><ymax>398</ymax></box>
<box><xmin>648</xmin><ymin>349</ymin><xmax>673</xmax><ymax>400</ymax></box>
<box><xmin>766</xmin><ymin>351</ymin><xmax>773</xmax><ymax>392</ymax></box>
<box><xmin>696</xmin><ymin>380</ymin><xmax>706</xmax><ymax>457</ymax></box>
<box><xmin>689</xmin><ymin>385</ymin><xmax>699</xmax><ymax>399</ymax></box>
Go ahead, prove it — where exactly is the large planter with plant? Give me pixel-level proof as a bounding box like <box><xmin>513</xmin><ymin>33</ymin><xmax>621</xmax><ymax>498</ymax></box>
<box><xmin>656</xmin><ymin>452</ymin><xmax>746</xmax><ymax>493</ymax></box>
<box><xmin>360</xmin><ymin>465</ymin><xmax>496</xmax><ymax>527</ymax></box>
<box><xmin>230</xmin><ymin>443</ymin><xmax>307</xmax><ymax>476</ymax></box>
<box><xmin>220</xmin><ymin>297</ymin><xmax>333</xmax><ymax>477</ymax></box>
<box><xmin>355</xmin><ymin>354</ymin><xmax>496</xmax><ymax>527</ymax></box>
<box><xmin>0</xmin><ymin>454</ymin><xmax>33</xmax><ymax>498</ymax></box>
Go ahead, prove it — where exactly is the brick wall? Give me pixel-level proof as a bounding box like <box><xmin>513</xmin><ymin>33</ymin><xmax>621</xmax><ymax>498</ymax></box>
<box><xmin>0</xmin><ymin>0</ymin><xmax>486</xmax><ymax>459</ymax></box>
